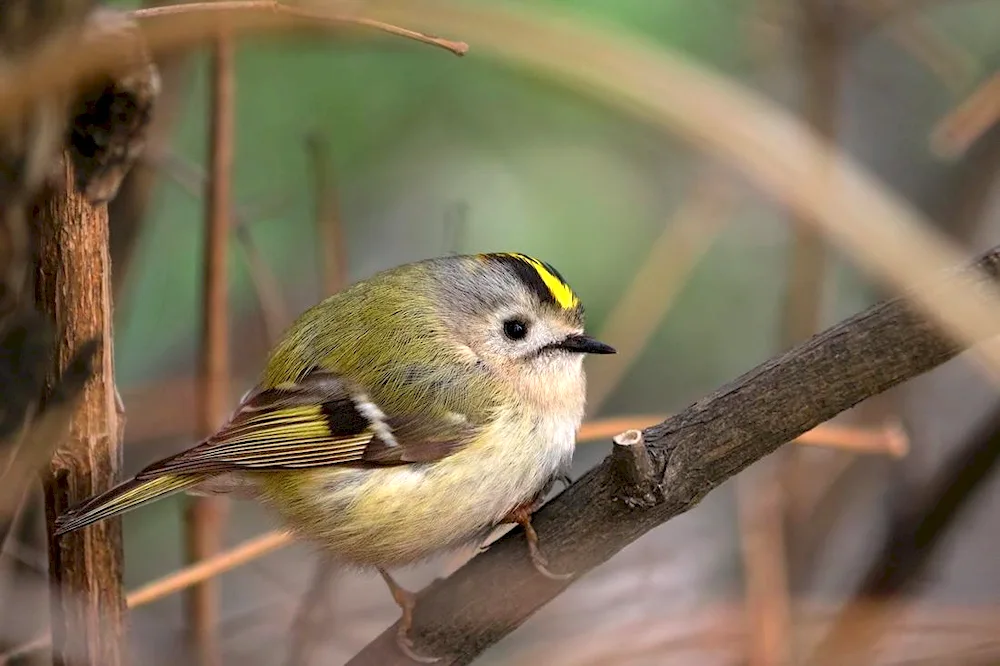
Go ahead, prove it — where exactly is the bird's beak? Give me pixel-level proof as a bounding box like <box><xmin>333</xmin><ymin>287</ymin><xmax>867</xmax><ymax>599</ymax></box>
<box><xmin>556</xmin><ymin>334</ymin><xmax>616</xmax><ymax>355</ymax></box>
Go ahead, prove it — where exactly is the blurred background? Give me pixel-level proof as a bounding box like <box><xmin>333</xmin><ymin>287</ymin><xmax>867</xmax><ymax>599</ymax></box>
<box><xmin>5</xmin><ymin>0</ymin><xmax>1000</xmax><ymax>664</ymax></box>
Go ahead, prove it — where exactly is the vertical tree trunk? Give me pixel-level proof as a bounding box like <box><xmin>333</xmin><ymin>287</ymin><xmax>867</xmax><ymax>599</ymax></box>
<box><xmin>35</xmin><ymin>154</ymin><xmax>125</xmax><ymax>666</ymax></box>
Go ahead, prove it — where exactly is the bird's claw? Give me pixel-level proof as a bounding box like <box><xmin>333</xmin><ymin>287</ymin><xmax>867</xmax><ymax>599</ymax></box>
<box><xmin>526</xmin><ymin>538</ymin><xmax>573</xmax><ymax>581</ymax></box>
<box><xmin>396</xmin><ymin>630</ymin><xmax>440</xmax><ymax>664</ymax></box>
<box><xmin>378</xmin><ymin>568</ymin><xmax>440</xmax><ymax>663</ymax></box>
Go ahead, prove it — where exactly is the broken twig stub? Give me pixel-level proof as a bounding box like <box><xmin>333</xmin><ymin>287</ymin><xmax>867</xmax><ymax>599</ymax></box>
<box><xmin>611</xmin><ymin>428</ymin><xmax>661</xmax><ymax>508</ymax></box>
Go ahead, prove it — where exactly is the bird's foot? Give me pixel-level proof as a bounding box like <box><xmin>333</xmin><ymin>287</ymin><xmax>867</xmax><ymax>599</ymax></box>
<box><xmin>377</xmin><ymin>568</ymin><xmax>439</xmax><ymax>663</ymax></box>
<box><xmin>501</xmin><ymin>504</ymin><xmax>573</xmax><ymax>581</ymax></box>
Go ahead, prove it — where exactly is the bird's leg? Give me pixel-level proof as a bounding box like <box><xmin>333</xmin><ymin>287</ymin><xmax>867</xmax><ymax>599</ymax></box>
<box><xmin>500</xmin><ymin>500</ymin><xmax>573</xmax><ymax>581</ymax></box>
<box><xmin>377</xmin><ymin>568</ymin><xmax>439</xmax><ymax>663</ymax></box>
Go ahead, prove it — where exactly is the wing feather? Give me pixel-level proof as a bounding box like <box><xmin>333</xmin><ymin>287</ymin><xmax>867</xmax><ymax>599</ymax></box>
<box><xmin>135</xmin><ymin>368</ymin><xmax>477</xmax><ymax>477</ymax></box>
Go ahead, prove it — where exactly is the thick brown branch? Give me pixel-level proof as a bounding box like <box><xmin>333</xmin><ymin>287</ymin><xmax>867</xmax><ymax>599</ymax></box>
<box><xmin>345</xmin><ymin>245</ymin><xmax>1000</xmax><ymax>666</ymax></box>
<box><xmin>35</xmin><ymin>155</ymin><xmax>124</xmax><ymax>666</ymax></box>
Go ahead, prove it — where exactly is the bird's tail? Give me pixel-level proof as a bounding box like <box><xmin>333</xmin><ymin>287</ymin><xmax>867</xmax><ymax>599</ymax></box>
<box><xmin>54</xmin><ymin>474</ymin><xmax>207</xmax><ymax>535</ymax></box>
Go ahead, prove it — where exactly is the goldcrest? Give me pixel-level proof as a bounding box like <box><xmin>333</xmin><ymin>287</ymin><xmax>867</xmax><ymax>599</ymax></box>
<box><xmin>56</xmin><ymin>252</ymin><xmax>615</xmax><ymax>661</ymax></box>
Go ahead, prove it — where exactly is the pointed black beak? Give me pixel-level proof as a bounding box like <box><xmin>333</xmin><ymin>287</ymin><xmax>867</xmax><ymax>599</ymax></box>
<box><xmin>556</xmin><ymin>334</ymin><xmax>616</xmax><ymax>355</ymax></box>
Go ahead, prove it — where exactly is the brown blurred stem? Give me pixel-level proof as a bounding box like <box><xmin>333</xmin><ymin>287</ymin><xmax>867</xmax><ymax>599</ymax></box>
<box><xmin>109</xmin><ymin>0</ymin><xmax>192</xmax><ymax>305</ymax></box>
<box><xmin>738</xmin><ymin>4</ymin><xmax>843</xmax><ymax>665</ymax></box>
<box><xmin>131</xmin><ymin>1</ymin><xmax>469</xmax><ymax>56</ymax></box>
<box><xmin>284</xmin><ymin>558</ymin><xmax>338</xmax><ymax>666</ymax></box>
<box><xmin>185</xmin><ymin>32</ymin><xmax>234</xmax><ymax>666</ymax></box>
<box><xmin>344</xmin><ymin>244</ymin><xmax>1000</xmax><ymax>666</ymax></box>
<box><xmin>854</xmin><ymin>0</ymin><xmax>978</xmax><ymax>93</ymax></box>
<box><xmin>157</xmin><ymin>153</ymin><xmax>288</xmax><ymax>340</ymax></box>
<box><xmin>931</xmin><ymin>71</ymin><xmax>1000</xmax><ymax>159</ymax></box>
<box><xmin>36</xmin><ymin>155</ymin><xmax>125</xmax><ymax>666</ymax></box>
<box><xmin>305</xmin><ymin>133</ymin><xmax>347</xmax><ymax>297</ymax></box>
<box><xmin>285</xmin><ymin>132</ymin><xmax>350</xmax><ymax>666</ymax></box>
<box><xmin>807</xmin><ymin>400</ymin><xmax>1000</xmax><ymax>665</ymax></box>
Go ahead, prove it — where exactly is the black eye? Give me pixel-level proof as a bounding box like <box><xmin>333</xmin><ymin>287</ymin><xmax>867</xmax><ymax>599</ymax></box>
<box><xmin>502</xmin><ymin>318</ymin><xmax>529</xmax><ymax>341</ymax></box>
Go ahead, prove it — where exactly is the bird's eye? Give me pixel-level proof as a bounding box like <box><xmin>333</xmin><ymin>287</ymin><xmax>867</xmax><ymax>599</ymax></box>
<box><xmin>502</xmin><ymin>318</ymin><xmax>529</xmax><ymax>341</ymax></box>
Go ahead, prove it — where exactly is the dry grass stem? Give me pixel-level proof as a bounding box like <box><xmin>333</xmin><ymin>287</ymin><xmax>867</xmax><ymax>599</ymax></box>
<box><xmin>235</xmin><ymin>226</ymin><xmax>288</xmax><ymax>343</ymax></box>
<box><xmin>282</xmin><ymin>132</ymin><xmax>350</xmax><ymax>666</ymax></box>
<box><xmin>127</xmin><ymin>530</ymin><xmax>293</xmax><ymax>607</ymax></box>
<box><xmin>0</xmin><ymin>0</ymin><xmax>993</xmax><ymax>386</ymax></box>
<box><xmin>585</xmin><ymin>171</ymin><xmax>735</xmax><ymax>413</ymax></box>
<box><xmin>284</xmin><ymin>558</ymin><xmax>338</xmax><ymax>666</ymax></box>
<box><xmin>738</xmin><ymin>4</ymin><xmax>842</xmax><ymax>661</ymax></box>
<box><xmin>363</xmin><ymin>0</ymin><xmax>1000</xmax><ymax>385</ymax></box>
<box><xmin>931</xmin><ymin>71</ymin><xmax>1000</xmax><ymax>159</ymax></box>
<box><xmin>580</xmin><ymin>417</ymin><xmax>907</xmax><ymax>457</ymax></box>
<box><xmin>856</xmin><ymin>0</ymin><xmax>978</xmax><ymax>93</ymax></box>
<box><xmin>306</xmin><ymin>133</ymin><xmax>348</xmax><ymax>297</ymax></box>
<box><xmin>157</xmin><ymin>152</ymin><xmax>288</xmax><ymax>340</ymax></box>
<box><xmin>738</xmin><ymin>477</ymin><xmax>792</xmax><ymax>666</ymax></box>
<box><xmin>185</xmin><ymin>32</ymin><xmax>235</xmax><ymax>666</ymax></box>
<box><xmin>20</xmin><ymin>420</ymin><xmax>903</xmax><ymax>623</ymax></box>
<box><xmin>130</xmin><ymin>1</ymin><xmax>469</xmax><ymax>56</ymax></box>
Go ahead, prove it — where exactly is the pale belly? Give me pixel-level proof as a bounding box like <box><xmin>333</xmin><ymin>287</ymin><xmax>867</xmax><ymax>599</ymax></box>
<box><xmin>252</xmin><ymin>411</ymin><xmax>579</xmax><ymax>568</ymax></box>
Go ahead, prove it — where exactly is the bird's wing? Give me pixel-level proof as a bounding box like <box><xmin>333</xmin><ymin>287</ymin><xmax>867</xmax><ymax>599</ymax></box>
<box><xmin>135</xmin><ymin>368</ymin><xmax>479</xmax><ymax>478</ymax></box>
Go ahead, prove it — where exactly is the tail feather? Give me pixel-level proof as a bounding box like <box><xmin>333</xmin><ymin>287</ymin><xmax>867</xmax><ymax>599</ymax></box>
<box><xmin>54</xmin><ymin>474</ymin><xmax>206</xmax><ymax>535</ymax></box>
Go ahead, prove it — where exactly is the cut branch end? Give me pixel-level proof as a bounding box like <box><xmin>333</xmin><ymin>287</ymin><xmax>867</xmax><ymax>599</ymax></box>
<box><xmin>611</xmin><ymin>428</ymin><xmax>660</xmax><ymax>508</ymax></box>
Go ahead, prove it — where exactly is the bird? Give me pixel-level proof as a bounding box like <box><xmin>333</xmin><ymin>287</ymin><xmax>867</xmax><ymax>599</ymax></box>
<box><xmin>54</xmin><ymin>251</ymin><xmax>616</xmax><ymax>662</ymax></box>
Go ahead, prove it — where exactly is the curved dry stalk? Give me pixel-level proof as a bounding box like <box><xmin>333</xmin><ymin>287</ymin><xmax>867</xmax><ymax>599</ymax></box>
<box><xmin>127</xmin><ymin>530</ymin><xmax>292</xmax><ymax>607</ymax></box>
<box><xmin>585</xmin><ymin>170</ymin><xmax>735</xmax><ymax>414</ymax></box>
<box><xmin>931</xmin><ymin>71</ymin><xmax>1000</xmax><ymax>159</ymax></box>
<box><xmin>0</xmin><ymin>0</ymin><xmax>994</xmax><ymax>383</ymax></box>
<box><xmin>305</xmin><ymin>133</ymin><xmax>347</xmax><ymax>297</ymax></box>
<box><xmin>362</xmin><ymin>0</ymin><xmax>1000</xmax><ymax>382</ymax></box>
<box><xmin>185</xmin><ymin>32</ymin><xmax>234</xmax><ymax>666</ymax></box>
<box><xmin>131</xmin><ymin>1</ymin><xmax>468</xmax><ymax>56</ymax></box>
<box><xmin>856</xmin><ymin>0</ymin><xmax>979</xmax><ymax>93</ymax></box>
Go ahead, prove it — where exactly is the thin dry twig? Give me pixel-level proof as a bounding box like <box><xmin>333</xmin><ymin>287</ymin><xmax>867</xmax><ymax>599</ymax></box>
<box><xmin>579</xmin><ymin>417</ymin><xmax>907</xmax><ymax>457</ymax></box>
<box><xmin>281</xmin><ymin>132</ymin><xmax>351</xmax><ymax>666</ymax></box>
<box><xmin>284</xmin><ymin>558</ymin><xmax>338</xmax><ymax>666</ymax></box>
<box><xmin>585</xmin><ymin>170</ymin><xmax>735</xmax><ymax>413</ymax></box>
<box><xmin>854</xmin><ymin>0</ymin><xmax>979</xmax><ymax>93</ymax></box>
<box><xmin>128</xmin><ymin>530</ymin><xmax>292</xmax><ymax>607</ymax></box>
<box><xmin>235</xmin><ymin>226</ymin><xmax>288</xmax><ymax>343</ymax></box>
<box><xmin>305</xmin><ymin>133</ymin><xmax>348</xmax><ymax>298</ymax></box>
<box><xmin>0</xmin><ymin>0</ymin><xmax>999</xmax><ymax>383</ymax></box>
<box><xmin>807</xmin><ymin>401</ymin><xmax>1000</xmax><ymax>665</ymax></box>
<box><xmin>738</xmin><ymin>4</ymin><xmax>843</xmax><ymax>662</ymax></box>
<box><xmin>16</xmin><ymin>415</ymin><xmax>904</xmax><ymax>628</ymax></box>
<box><xmin>157</xmin><ymin>151</ymin><xmax>289</xmax><ymax>340</ymax></box>
<box><xmin>109</xmin><ymin>0</ymin><xmax>193</xmax><ymax>305</ymax></box>
<box><xmin>130</xmin><ymin>1</ymin><xmax>469</xmax><ymax>56</ymax></box>
<box><xmin>362</xmin><ymin>0</ymin><xmax>1000</xmax><ymax>383</ymax></box>
<box><xmin>185</xmin><ymin>33</ymin><xmax>234</xmax><ymax>666</ymax></box>
<box><xmin>931</xmin><ymin>71</ymin><xmax>1000</xmax><ymax>159</ymax></box>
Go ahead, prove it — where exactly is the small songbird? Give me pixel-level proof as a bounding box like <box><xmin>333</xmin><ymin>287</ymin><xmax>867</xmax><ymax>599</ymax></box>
<box><xmin>55</xmin><ymin>252</ymin><xmax>615</xmax><ymax>661</ymax></box>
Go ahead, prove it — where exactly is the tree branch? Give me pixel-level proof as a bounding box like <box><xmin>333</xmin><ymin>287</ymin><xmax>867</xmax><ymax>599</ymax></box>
<box><xmin>35</xmin><ymin>154</ymin><xmax>124</xmax><ymax>666</ymax></box>
<box><xmin>345</xmin><ymin>244</ymin><xmax>1000</xmax><ymax>666</ymax></box>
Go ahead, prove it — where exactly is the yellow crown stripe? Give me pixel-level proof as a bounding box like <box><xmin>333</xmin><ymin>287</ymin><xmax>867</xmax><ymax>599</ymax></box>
<box><xmin>507</xmin><ymin>253</ymin><xmax>579</xmax><ymax>310</ymax></box>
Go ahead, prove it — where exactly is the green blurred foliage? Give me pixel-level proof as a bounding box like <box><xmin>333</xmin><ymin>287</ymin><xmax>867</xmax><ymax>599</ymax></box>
<box><xmin>113</xmin><ymin>0</ymin><xmax>997</xmax><ymax>415</ymax></box>
<box><xmin>115</xmin><ymin>1</ymin><xmax>752</xmax><ymax>391</ymax></box>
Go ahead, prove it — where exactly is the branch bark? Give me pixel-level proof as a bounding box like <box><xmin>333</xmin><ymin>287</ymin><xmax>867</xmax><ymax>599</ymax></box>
<box><xmin>345</xmin><ymin>244</ymin><xmax>1000</xmax><ymax>666</ymax></box>
<box><xmin>34</xmin><ymin>155</ymin><xmax>124</xmax><ymax>666</ymax></box>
